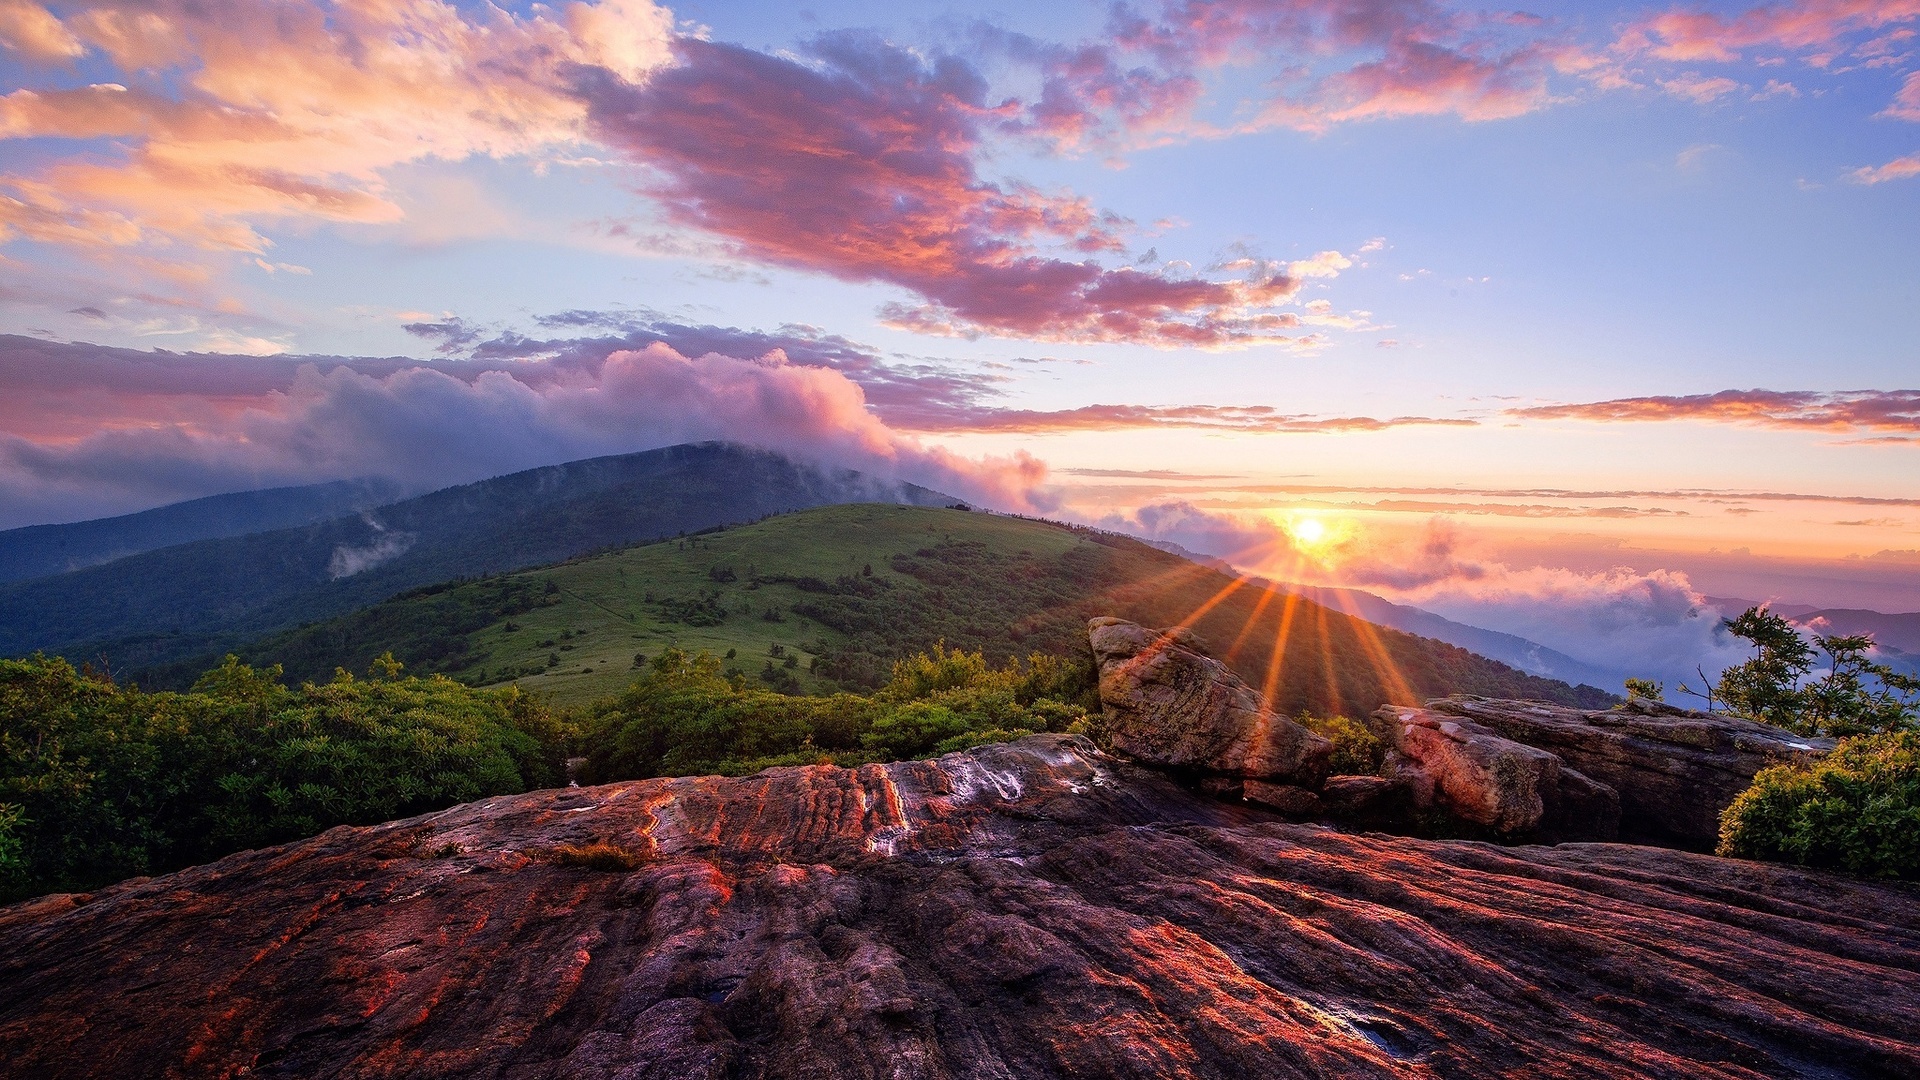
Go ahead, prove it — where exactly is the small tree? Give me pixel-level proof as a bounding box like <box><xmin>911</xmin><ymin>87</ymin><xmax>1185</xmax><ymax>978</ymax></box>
<box><xmin>1805</xmin><ymin>634</ymin><xmax>1920</xmax><ymax>738</ymax></box>
<box><xmin>1689</xmin><ymin>606</ymin><xmax>1919</xmax><ymax>737</ymax></box>
<box><xmin>1711</xmin><ymin>607</ymin><xmax>1817</xmax><ymax>730</ymax></box>
<box><xmin>1623</xmin><ymin>677</ymin><xmax>1664</xmax><ymax>703</ymax></box>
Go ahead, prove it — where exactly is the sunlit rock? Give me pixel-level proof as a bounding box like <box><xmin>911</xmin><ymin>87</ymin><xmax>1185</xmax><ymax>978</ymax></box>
<box><xmin>1370</xmin><ymin>705</ymin><xmax>1565</xmax><ymax>835</ymax></box>
<box><xmin>1089</xmin><ymin>616</ymin><xmax>1333</xmax><ymax>788</ymax></box>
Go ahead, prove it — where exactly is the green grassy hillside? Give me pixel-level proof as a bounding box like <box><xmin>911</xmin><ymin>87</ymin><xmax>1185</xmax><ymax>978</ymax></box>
<box><xmin>0</xmin><ymin>443</ymin><xmax>951</xmax><ymax>670</ymax></box>
<box><xmin>200</xmin><ymin>504</ymin><xmax>1615</xmax><ymax>713</ymax></box>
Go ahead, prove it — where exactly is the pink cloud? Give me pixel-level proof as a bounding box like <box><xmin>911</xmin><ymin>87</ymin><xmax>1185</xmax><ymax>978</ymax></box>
<box><xmin>0</xmin><ymin>335</ymin><xmax>1052</xmax><ymax>528</ymax></box>
<box><xmin>1620</xmin><ymin>1</ymin><xmax>1920</xmax><ymax>63</ymax></box>
<box><xmin>1658</xmin><ymin>73</ymin><xmax>1742</xmax><ymax>103</ymax></box>
<box><xmin>1887</xmin><ymin>71</ymin><xmax>1920</xmax><ymax>119</ymax></box>
<box><xmin>972</xmin><ymin>25</ymin><xmax>1204</xmax><ymax>151</ymax></box>
<box><xmin>1078</xmin><ymin>1</ymin><xmax>1920</xmax><ymax>137</ymax></box>
<box><xmin>575</xmin><ymin>37</ymin><xmax>1332</xmax><ymax>348</ymax></box>
<box><xmin>1108</xmin><ymin>0</ymin><xmax>1558</xmax><ymax>134</ymax></box>
<box><xmin>399</xmin><ymin>311</ymin><xmax>1472</xmax><ymax>436</ymax></box>
<box><xmin>1092</xmin><ymin>500</ymin><xmax>1302</xmax><ymax>566</ymax></box>
<box><xmin>894</xmin><ymin>402</ymin><xmax>1475</xmax><ymax>435</ymax></box>
<box><xmin>0</xmin><ymin>1</ymin><xmax>674</xmax><ymax>261</ymax></box>
<box><xmin>1850</xmin><ymin>152</ymin><xmax>1920</xmax><ymax>183</ymax></box>
<box><xmin>0</xmin><ymin>1</ymin><xmax>83</xmax><ymax>62</ymax></box>
<box><xmin>1510</xmin><ymin>388</ymin><xmax>1920</xmax><ymax>435</ymax></box>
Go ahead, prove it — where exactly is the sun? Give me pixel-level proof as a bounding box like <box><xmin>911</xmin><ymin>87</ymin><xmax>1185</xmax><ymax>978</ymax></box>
<box><xmin>1261</xmin><ymin>511</ymin><xmax>1355</xmax><ymax>572</ymax></box>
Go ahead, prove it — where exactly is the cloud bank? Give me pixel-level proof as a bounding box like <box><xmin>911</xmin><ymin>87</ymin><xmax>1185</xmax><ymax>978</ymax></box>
<box><xmin>0</xmin><ymin>335</ymin><xmax>1050</xmax><ymax>529</ymax></box>
<box><xmin>404</xmin><ymin>312</ymin><xmax>1471</xmax><ymax>435</ymax></box>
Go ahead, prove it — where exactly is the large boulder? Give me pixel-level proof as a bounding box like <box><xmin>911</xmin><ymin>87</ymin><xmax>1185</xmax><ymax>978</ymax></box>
<box><xmin>1368</xmin><ymin>706</ymin><xmax>1620</xmax><ymax>840</ymax></box>
<box><xmin>4</xmin><ymin>736</ymin><xmax>1918</xmax><ymax>1079</ymax></box>
<box><xmin>1089</xmin><ymin>616</ymin><xmax>1332</xmax><ymax>788</ymax></box>
<box><xmin>1428</xmin><ymin>696</ymin><xmax>1832</xmax><ymax>847</ymax></box>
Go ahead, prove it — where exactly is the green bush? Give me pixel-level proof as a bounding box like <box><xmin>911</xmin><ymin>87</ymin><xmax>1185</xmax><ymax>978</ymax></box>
<box><xmin>578</xmin><ymin>645</ymin><xmax>1091</xmax><ymax>783</ymax></box>
<box><xmin>1718</xmin><ymin>730</ymin><xmax>1920</xmax><ymax>878</ymax></box>
<box><xmin>0</xmin><ymin>653</ymin><xmax>567</xmax><ymax>900</ymax></box>
<box><xmin>1298</xmin><ymin>712</ymin><xmax>1385</xmax><ymax>776</ymax></box>
<box><xmin>0</xmin><ymin>802</ymin><xmax>23</xmax><ymax>886</ymax></box>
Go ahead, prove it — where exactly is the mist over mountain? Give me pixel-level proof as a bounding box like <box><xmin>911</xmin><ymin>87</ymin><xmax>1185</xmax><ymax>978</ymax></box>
<box><xmin>1272</xmin><ymin>583</ymin><xmax>1626</xmax><ymax>694</ymax></box>
<box><xmin>0</xmin><ymin>443</ymin><xmax>951</xmax><ymax>671</ymax></box>
<box><xmin>1135</xmin><ymin>539</ymin><xmax>1622</xmax><ymax>694</ymax></box>
<box><xmin>0</xmin><ymin>478</ymin><xmax>406</xmax><ymax>585</ymax></box>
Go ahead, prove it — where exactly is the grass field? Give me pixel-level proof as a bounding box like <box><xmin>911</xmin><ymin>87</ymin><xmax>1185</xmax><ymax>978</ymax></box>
<box><xmin>481</xmin><ymin>504</ymin><xmax>1086</xmax><ymax>704</ymax></box>
<box><xmin>248</xmin><ymin>505</ymin><xmax>1079</xmax><ymax>704</ymax></box>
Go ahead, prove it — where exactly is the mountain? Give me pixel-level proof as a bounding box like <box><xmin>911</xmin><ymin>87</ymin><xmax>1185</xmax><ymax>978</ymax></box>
<box><xmin>198</xmin><ymin>502</ymin><xmax>1617</xmax><ymax>713</ymax></box>
<box><xmin>1704</xmin><ymin>596</ymin><xmax>1821</xmax><ymax>619</ymax></box>
<box><xmin>1273</xmin><ymin>583</ymin><xmax>1625</xmax><ymax>694</ymax></box>
<box><xmin>1790</xmin><ymin>608</ymin><xmax>1920</xmax><ymax>655</ymax></box>
<box><xmin>3</xmin><ymin>736</ymin><xmax>1911</xmax><ymax>1079</ymax></box>
<box><xmin>0</xmin><ymin>478</ymin><xmax>403</xmax><ymax>585</ymax></box>
<box><xmin>0</xmin><ymin>444</ymin><xmax>952</xmax><ymax>671</ymax></box>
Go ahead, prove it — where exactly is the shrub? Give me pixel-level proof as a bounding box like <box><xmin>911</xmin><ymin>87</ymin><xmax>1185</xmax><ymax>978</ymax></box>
<box><xmin>0</xmin><ymin>654</ymin><xmax>567</xmax><ymax>900</ymax></box>
<box><xmin>1623</xmin><ymin>678</ymin><xmax>1664</xmax><ymax>703</ymax></box>
<box><xmin>0</xmin><ymin>803</ymin><xmax>23</xmax><ymax>886</ymax></box>
<box><xmin>1298</xmin><ymin>713</ymin><xmax>1384</xmax><ymax>776</ymax></box>
<box><xmin>1718</xmin><ymin>730</ymin><xmax>1920</xmax><ymax>878</ymax></box>
<box><xmin>578</xmin><ymin>645</ymin><xmax>1090</xmax><ymax>782</ymax></box>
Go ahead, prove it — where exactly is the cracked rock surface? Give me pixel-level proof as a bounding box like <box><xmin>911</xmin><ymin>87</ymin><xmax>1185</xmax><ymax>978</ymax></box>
<box><xmin>2</xmin><ymin>735</ymin><xmax>1917</xmax><ymax>1079</ymax></box>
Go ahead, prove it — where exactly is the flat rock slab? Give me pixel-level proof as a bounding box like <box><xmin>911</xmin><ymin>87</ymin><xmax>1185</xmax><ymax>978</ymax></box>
<box><xmin>2</xmin><ymin>736</ymin><xmax>1917</xmax><ymax>1079</ymax></box>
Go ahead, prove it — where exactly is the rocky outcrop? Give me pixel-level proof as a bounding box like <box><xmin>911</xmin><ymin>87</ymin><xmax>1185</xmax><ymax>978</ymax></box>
<box><xmin>1428</xmin><ymin>696</ymin><xmax>1833</xmax><ymax>846</ymax></box>
<box><xmin>1367</xmin><ymin>705</ymin><xmax>1623</xmax><ymax>841</ymax></box>
<box><xmin>1086</xmin><ymin>620</ymin><xmax>1825</xmax><ymax>849</ymax></box>
<box><xmin>1089</xmin><ymin>617</ymin><xmax>1332</xmax><ymax>788</ymax></box>
<box><xmin>1369</xmin><ymin>706</ymin><xmax>1568</xmax><ymax>834</ymax></box>
<box><xmin>2</xmin><ymin>735</ymin><xmax>1917</xmax><ymax>1079</ymax></box>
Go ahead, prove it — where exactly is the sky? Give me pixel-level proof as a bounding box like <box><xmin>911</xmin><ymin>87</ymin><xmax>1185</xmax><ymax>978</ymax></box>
<box><xmin>0</xmin><ymin>0</ymin><xmax>1917</xmax><ymax>682</ymax></box>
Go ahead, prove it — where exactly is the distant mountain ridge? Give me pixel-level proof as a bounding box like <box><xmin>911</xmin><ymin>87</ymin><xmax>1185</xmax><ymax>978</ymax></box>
<box><xmin>0</xmin><ymin>443</ymin><xmax>952</xmax><ymax>670</ymax></box>
<box><xmin>1706</xmin><ymin>596</ymin><xmax>1920</xmax><ymax>678</ymax></box>
<box><xmin>1271</xmin><ymin>583</ymin><xmax>1624</xmax><ymax>695</ymax></box>
<box><xmin>1706</xmin><ymin>599</ymin><xmax>1920</xmax><ymax>656</ymax></box>
<box><xmin>0</xmin><ymin>478</ymin><xmax>405</xmax><ymax>585</ymax></box>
